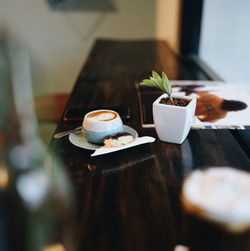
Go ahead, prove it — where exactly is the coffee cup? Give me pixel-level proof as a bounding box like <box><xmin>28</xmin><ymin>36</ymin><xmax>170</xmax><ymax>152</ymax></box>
<box><xmin>82</xmin><ymin>109</ymin><xmax>123</xmax><ymax>144</ymax></box>
<box><xmin>181</xmin><ymin>167</ymin><xmax>250</xmax><ymax>251</ymax></box>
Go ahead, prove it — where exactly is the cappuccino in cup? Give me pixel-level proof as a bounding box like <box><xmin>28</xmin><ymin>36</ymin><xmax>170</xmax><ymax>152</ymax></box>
<box><xmin>181</xmin><ymin>167</ymin><xmax>250</xmax><ymax>251</ymax></box>
<box><xmin>82</xmin><ymin>110</ymin><xmax>123</xmax><ymax>144</ymax></box>
<box><xmin>86</xmin><ymin>110</ymin><xmax>118</xmax><ymax>122</ymax></box>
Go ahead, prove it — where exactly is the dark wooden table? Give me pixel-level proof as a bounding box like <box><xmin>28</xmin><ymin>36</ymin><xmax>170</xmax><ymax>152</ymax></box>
<box><xmin>49</xmin><ymin>39</ymin><xmax>250</xmax><ymax>251</ymax></box>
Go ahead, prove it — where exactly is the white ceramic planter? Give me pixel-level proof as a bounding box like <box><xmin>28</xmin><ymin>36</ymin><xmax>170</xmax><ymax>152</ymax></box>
<box><xmin>153</xmin><ymin>94</ymin><xmax>196</xmax><ymax>144</ymax></box>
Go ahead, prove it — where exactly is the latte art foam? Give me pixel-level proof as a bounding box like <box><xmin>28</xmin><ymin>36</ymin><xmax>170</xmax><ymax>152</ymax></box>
<box><xmin>182</xmin><ymin>167</ymin><xmax>250</xmax><ymax>231</ymax></box>
<box><xmin>87</xmin><ymin>111</ymin><xmax>117</xmax><ymax>122</ymax></box>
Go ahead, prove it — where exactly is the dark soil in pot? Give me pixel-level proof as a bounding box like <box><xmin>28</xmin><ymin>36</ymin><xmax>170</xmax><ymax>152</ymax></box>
<box><xmin>160</xmin><ymin>97</ymin><xmax>190</xmax><ymax>107</ymax></box>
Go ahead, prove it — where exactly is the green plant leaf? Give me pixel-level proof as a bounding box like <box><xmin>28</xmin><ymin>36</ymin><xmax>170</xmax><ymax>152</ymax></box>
<box><xmin>149</xmin><ymin>77</ymin><xmax>163</xmax><ymax>90</ymax></box>
<box><xmin>161</xmin><ymin>72</ymin><xmax>172</xmax><ymax>96</ymax></box>
<box><xmin>140</xmin><ymin>79</ymin><xmax>156</xmax><ymax>87</ymax></box>
<box><xmin>139</xmin><ymin>70</ymin><xmax>172</xmax><ymax>99</ymax></box>
<box><xmin>152</xmin><ymin>70</ymin><xmax>161</xmax><ymax>80</ymax></box>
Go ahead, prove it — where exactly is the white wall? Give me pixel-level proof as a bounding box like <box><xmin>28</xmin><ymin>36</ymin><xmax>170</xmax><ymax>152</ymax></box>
<box><xmin>0</xmin><ymin>0</ymin><xmax>155</xmax><ymax>95</ymax></box>
<box><xmin>155</xmin><ymin>0</ymin><xmax>181</xmax><ymax>53</ymax></box>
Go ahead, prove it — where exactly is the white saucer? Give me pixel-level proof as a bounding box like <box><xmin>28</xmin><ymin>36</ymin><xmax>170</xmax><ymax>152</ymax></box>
<box><xmin>68</xmin><ymin>125</ymin><xmax>138</xmax><ymax>151</ymax></box>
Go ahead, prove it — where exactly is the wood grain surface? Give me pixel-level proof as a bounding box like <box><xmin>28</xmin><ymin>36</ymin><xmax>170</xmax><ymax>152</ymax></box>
<box><xmin>49</xmin><ymin>39</ymin><xmax>250</xmax><ymax>251</ymax></box>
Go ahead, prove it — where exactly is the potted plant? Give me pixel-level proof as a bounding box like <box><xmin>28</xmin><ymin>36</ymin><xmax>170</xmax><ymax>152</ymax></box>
<box><xmin>140</xmin><ymin>71</ymin><xmax>196</xmax><ymax>144</ymax></box>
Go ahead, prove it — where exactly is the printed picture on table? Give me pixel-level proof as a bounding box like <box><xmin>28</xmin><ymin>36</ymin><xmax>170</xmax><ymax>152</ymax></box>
<box><xmin>171</xmin><ymin>81</ymin><xmax>250</xmax><ymax>129</ymax></box>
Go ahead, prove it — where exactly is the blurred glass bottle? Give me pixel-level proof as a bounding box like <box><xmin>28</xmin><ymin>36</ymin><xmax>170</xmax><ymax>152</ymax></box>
<box><xmin>0</xmin><ymin>38</ymin><xmax>76</xmax><ymax>251</ymax></box>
